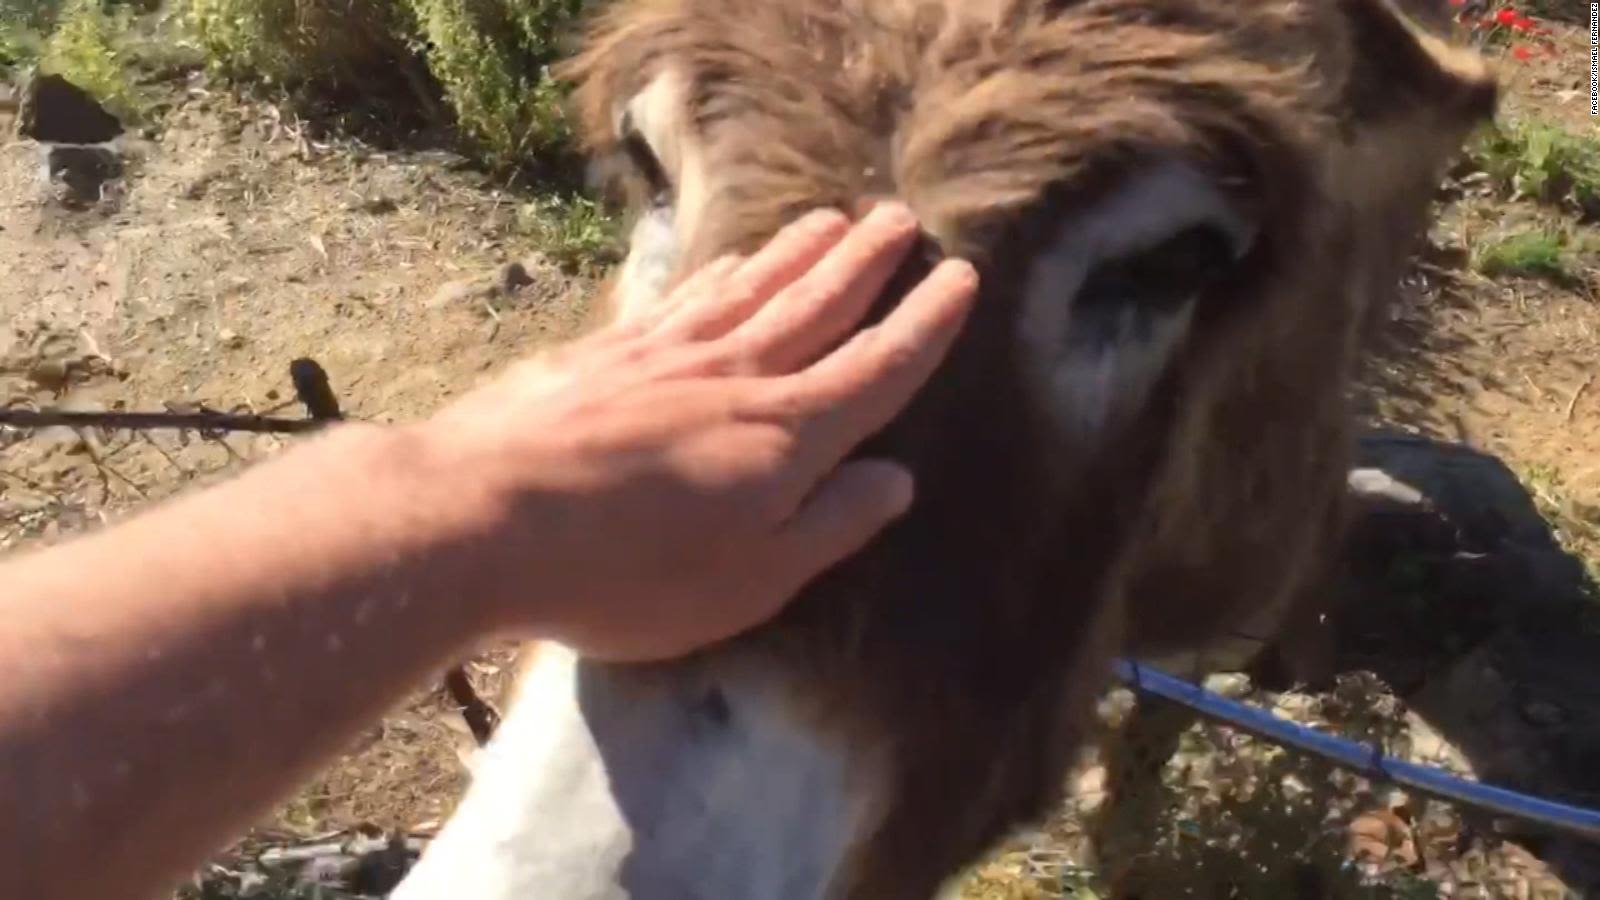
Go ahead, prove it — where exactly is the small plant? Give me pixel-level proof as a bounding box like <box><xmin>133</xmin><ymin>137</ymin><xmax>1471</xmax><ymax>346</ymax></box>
<box><xmin>0</xmin><ymin>22</ymin><xmax>44</xmax><ymax>77</ymax></box>
<box><xmin>514</xmin><ymin>193</ymin><xmax>621</xmax><ymax>272</ymax></box>
<box><xmin>1472</xmin><ymin>120</ymin><xmax>1600</xmax><ymax>220</ymax></box>
<box><xmin>39</xmin><ymin>0</ymin><xmax>141</xmax><ymax>119</ymax></box>
<box><xmin>1472</xmin><ymin>228</ymin><xmax>1571</xmax><ymax>280</ymax></box>
<box><xmin>0</xmin><ymin>0</ymin><xmax>67</xmax><ymax>34</ymax></box>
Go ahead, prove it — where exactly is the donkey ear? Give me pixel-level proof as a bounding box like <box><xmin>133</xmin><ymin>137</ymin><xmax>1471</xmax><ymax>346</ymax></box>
<box><xmin>1339</xmin><ymin>0</ymin><xmax>1498</xmax><ymax>129</ymax></box>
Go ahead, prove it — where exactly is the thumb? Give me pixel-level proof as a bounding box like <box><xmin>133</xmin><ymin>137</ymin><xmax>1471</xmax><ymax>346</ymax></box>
<box><xmin>773</xmin><ymin>458</ymin><xmax>914</xmax><ymax>582</ymax></box>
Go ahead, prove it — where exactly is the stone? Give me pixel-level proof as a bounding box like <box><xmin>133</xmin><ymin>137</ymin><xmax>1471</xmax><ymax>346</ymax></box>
<box><xmin>44</xmin><ymin>144</ymin><xmax>123</xmax><ymax>207</ymax></box>
<box><xmin>17</xmin><ymin>73</ymin><xmax>124</xmax><ymax>144</ymax></box>
<box><xmin>498</xmin><ymin>261</ymin><xmax>534</xmax><ymax>294</ymax></box>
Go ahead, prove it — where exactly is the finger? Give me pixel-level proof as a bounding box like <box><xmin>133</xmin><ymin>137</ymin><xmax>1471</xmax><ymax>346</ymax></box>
<box><xmin>775</xmin><ymin>257</ymin><xmax>978</xmax><ymax>481</ymax></box>
<box><xmin>626</xmin><ymin>253</ymin><xmax>744</xmax><ymax>334</ymax></box>
<box><xmin>721</xmin><ymin>201</ymin><xmax>921</xmax><ymax>374</ymax></box>
<box><xmin>769</xmin><ymin>458</ymin><xmax>914</xmax><ymax>586</ymax></box>
<box><xmin>656</xmin><ymin>208</ymin><xmax>852</xmax><ymax>340</ymax></box>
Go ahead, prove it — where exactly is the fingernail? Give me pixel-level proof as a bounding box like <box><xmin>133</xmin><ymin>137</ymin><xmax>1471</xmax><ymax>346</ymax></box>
<box><xmin>937</xmin><ymin>258</ymin><xmax>979</xmax><ymax>291</ymax></box>
<box><xmin>863</xmin><ymin>200</ymin><xmax>917</xmax><ymax>232</ymax></box>
<box><xmin>796</xmin><ymin>207</ymin><xmax>850</xmax><ymax>235</ymax></box>
<box><xmin>883</xmin><ymin>464</ymin><xmax>915</xmax><ymax>517</ymax></box>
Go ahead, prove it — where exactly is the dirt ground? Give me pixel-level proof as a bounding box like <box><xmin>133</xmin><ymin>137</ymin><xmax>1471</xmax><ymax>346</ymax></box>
<box><xmin>0</xmin><ymin>81</ymin><xmax>590</xmax><ymax>837</ymax></box>
<box><xmin>1359</xmin><ymin>46</ymin><xmax>1600</xmax><ymax>568</ymax></box>
<box><xmin>2</xmin><ymin>20</ymin><xmax>1599</xmax><ymax>900</ymax></box>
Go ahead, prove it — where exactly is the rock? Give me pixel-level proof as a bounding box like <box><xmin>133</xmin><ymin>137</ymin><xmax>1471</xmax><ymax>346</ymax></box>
<box><xmin>498</xmin><ymin>261</ymin><xmax>534</xmax><ymax>294</ymax></box>
<box><xmin>1343</xmin><ymin>430</ymin><xmax>1590</xmax><ymax>628</ymax></box>
<box><xmin>43</xmin><ymin>144</ymin><xmax>123</xmax><ymax>207</ymax></box>
<box><xmin>1201</xmin><ymin>672</ymin><xmax>1253</xmax><ymax>699</ymax></box>
<box><xmin>349</xmin><ymin>836</ymin><xmax>414</xmax><ymax>895</ymax></box>
<box><xmin>427</xmin><ymin>258</ymin><xmax>545</xmax><ymax>310</ymax></box>
<box><xmin>17</xmin><ymin>73</ymin><xmax>124</xmax><ymax>144</ymax></box>
<box><xmin>1356</xmin><ymin>432</ymin><xmax>1567</xmax><ymax>551</ymax></box>
<box><xmin>1401</xmin><ymin>710</ymin><xmax>1475</xmax><ymax>776</ymax></box>
<box><xmin>1271</xmin><ymin>691</ymin><xmax>1320</xmax><ymax>722</ymax></box>
<box><xmin>1347</xmin><ymin>806</ymin><xmax>1420</xmax><ymax>871</ymax></box>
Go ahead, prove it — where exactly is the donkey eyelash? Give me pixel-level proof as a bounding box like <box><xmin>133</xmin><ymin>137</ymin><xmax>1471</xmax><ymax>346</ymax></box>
<box><xmin>1075</xmin><ymin>223</ymin><xmax>1239</xmax><ymax>315</ymax></box>
<box><xmin>617</xmin><ymin>115</ymin><xmax>673</xmax><ymax>205</ymax></box>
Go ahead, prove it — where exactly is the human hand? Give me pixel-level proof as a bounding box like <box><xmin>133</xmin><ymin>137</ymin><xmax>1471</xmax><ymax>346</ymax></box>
<box><xmin>421</xmin><ymin>202</ymin><xmax>977</xmax><ymax>661</ymax></box>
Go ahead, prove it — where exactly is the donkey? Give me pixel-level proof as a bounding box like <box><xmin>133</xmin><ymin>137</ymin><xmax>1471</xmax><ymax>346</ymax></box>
<box><xmin>393</xmin><ymin>1</ymin><xmax>1496</xmax><ymax>897</ymax></box>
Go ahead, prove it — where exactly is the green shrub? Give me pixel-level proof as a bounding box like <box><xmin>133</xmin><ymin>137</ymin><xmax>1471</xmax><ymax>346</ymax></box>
<box><xmin>1</xmin><ymin>22</ymin><xmax>44</xmax><ymax>76</ymax></box>
<box><xmin>181</xmin><ymin>0</ymin><xmax>412</xmax><ymax>91</ymax></box>
<box><xmin>1471</xmin><ymin>120</ymin><xmax>1600</xmax><ymax>220</ymax></box>
<box><xmin>180</xmin><ymin>0</ymin><xmax>590</xmax><ymax>168</ymax></box>
<box><xmin>515</xmin><ymin>193</ymin><xmax>621</xmax><ymax>272</ymax></box>
<box><xmin>1</xmin><ymin>0</ymin><xmax>67</xmax><ymax>33</ymax></box>
<box><xmin>403</xmin><ymin>0</ymin><xmax>583</xmax><ymax>166</ymax></box>
<box><xmin>1472</xmin><ymin>228</ymin><xmax>1571</xmax><ymax>281</ymax></box>
<box><xmin>38</xmin><ymin>0</ymin><xmax>140</xmax><ymax>118</ymax></box>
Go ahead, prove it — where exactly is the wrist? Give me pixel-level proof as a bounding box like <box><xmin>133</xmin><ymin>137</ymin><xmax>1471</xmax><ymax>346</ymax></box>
<box><xmin>378</xmin><ymin>416</ymin><xmax>558</xmax><ymax>640</ymax></box>
<box><xmin>276</xmin><ymin>420</ymin><xmax>518</xmax><ymax>645</ymax></box>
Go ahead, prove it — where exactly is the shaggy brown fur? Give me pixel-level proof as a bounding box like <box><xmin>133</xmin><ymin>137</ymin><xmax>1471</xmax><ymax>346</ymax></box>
<box><xmin>552</xmin><ymin>1</ymin><xmax>1495</xmax><ymax>896</ymax></box>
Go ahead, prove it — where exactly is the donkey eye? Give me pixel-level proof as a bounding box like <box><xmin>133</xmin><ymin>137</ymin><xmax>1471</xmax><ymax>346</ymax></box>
<box><xmin>1075</xmin><ymin>224</ymin><xmax>1237</xmax><ymax>314</ymax></box>
<box><xmin>618</xmin><ymin>113</ymin><xmax>672</xmax><ymax>206</ymax></box>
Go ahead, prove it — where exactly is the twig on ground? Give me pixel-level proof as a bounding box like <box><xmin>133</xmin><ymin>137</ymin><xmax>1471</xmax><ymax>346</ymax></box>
<box><xmin>81</xmin><ymin>436</ymin><xmax>147</xmax><ymax>501</ymax></box>
<box><xmin>1566</xmin><ymin>374</ymin><xmax>1594</xmax><ymax>423</ymax></box>
<box><xmin>482</xmin><ymin>299</ymin><xmax>502</xmax><ymax>342</ymax></box>
<box><xmin>140</xmin><ymin>432</ymin><xmax>195</xmax><ymax>477</ymax></box>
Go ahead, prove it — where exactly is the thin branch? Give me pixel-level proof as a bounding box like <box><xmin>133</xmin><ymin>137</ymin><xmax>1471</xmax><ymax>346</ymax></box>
<box><xmin>82</xmin><ymin>437</ymin><xmax>147</xmax><ymax>500</ymax></box>
<box><xmin>0</xmin><ymin>408</ymin><xmax>325</xmax><ymax>435</ymax></box>
<box><xmin>1566</xmin><ymin>375</ymin><xmax>1594</xmax><ymax>424</ymax></box>
<box><xmin>139</xmin><ymin>432</ymin><xmax>195</xmax><ymax>478</ymax></box>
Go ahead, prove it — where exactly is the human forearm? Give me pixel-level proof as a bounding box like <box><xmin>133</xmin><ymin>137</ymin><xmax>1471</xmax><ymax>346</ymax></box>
<box><xmin>0</xmin><ymin>202</ymin><xmax>975</xmax><ymax>900</ymax></box>
<box><xmin>0</xmin><ymin>422</ymin><xmax>495</xmax><ymax>900</ymax></box>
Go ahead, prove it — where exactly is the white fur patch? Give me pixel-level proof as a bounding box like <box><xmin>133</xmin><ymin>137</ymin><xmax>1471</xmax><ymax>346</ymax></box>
<box><xmin>1018</xmin><ymin>161</ymin><xmax>1255</xmax><ymax>438</ymax></box>
<box><xmin>392</xmin><ymin>645</ymin><xmax>873</xmax><ymax>900</ymax></box>
<box><xmin>392</xmin><ymin>645</ymin><xmax>632</xmax><ymax>899</ymax></box>
<box><xmin>612</xmin><ymin>206</ymin><xmax>680</xmax><ymax>324</ymax></box>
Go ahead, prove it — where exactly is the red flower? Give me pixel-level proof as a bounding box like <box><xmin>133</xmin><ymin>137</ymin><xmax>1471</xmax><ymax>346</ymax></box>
<box><xmin>1513</xmin><ymin>16</ymin><xmax>1535</xmax><ymax>31</ymax></box>
<box><xmin>1496</xmin><ymin>7</ymin><xmax>1519</xmax><ymax>25</ymax></box>
<box><xmin>1512</xmin><ymin>45</ymin><xmax>1533</xmax><ymax>60</ymax></box>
